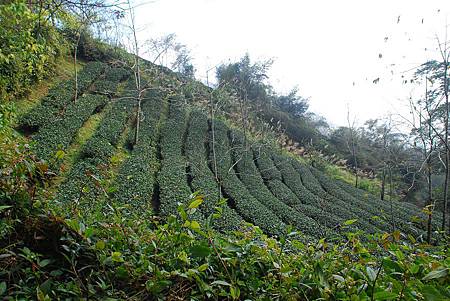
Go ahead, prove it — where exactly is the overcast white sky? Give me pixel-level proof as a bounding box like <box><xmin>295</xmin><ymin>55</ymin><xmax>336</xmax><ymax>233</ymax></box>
<box><xmin>133</xmin><ymin>0</ymin><xmax>449</xmax><ymax>127</ymax></box>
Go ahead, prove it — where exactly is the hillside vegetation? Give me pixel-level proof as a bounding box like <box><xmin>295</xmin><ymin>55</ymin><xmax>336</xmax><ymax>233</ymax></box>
<box><xmin>17</xmin><ymin>59</ymin><xmax>440</xmax><ymax>239</ymax></box>
<box><xmin>0</xmin><ymin>1</ymin><xmax>449</xmax><ymax>300</ymax></box>
<box><xmin>1</xmin><ymin>53</ymin><xmax>448</xmax><ymax>300</ymax></box>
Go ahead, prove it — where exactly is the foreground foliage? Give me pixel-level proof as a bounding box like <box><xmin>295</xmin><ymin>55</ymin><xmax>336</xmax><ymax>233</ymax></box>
<box><xmin>1</xmin><ymin>76</ymin><xmax>449</xmax><ymax>301</ymax></box>
<box><xmin>1</xmin><ymin>193</ymin><xmax>449</xmax><ymax>300</ymax></box>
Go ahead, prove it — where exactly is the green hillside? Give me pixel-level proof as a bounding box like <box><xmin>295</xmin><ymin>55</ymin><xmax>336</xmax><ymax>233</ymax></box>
<box><xmin>2</xmin><ymin>55</ymin><xmax>448</xmax><ymax>300</ymax></box>
<box><xmin>14</xmin><ymin>59</ymin><xmax>440</xmax><ymax>241</ymax></box>
<box><xmin>1</xmin><ymin>2</ymin><xmax>448</xmax><ymax>298</ymax></box>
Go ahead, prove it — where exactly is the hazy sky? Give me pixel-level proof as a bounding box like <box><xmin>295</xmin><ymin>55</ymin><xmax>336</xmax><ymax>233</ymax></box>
<box><xmin>133</xmin><ymin>0</ymin><xmax>449</xmax><ymax>127</ymax></box>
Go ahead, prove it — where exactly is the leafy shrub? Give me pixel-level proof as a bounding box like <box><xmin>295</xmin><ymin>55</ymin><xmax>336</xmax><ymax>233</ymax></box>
<box><xmin>2</xmin><ymin>188</ymin><xmax>449</xmax><ymax>300</ymax></box>
<box><xmin>19</xmin><ymin>61</ymin><xmax>107</xmax><ymax>131</ymax></box>
<box><xmin>0</xmin><ymin>1</ymin><xmax>64</xmax><ymax>101</ymax></box>
<box><xmin>334</xmin><ymin>179</ymin><xmax>437</xmax><ymax>235</ymax></box>
<box><xmin>112</xmin><ymin>89</ymin><xmax>161</xmax><ymax>213</ymax></box>
<box><xmin>252</xmin><ymin>148</ymin><xmax>340</xmax><ymax>235</ymax></box>
<box><xmin>56</xmin><ymin>83</ymin><xmax>135</xmax><ymax>206</ymax></box>
<box><xmin>229</xmin><ymin>131</ymin><xmax>325</xmax><ymax>239</ymax></box>
<box><xmin>186</xmin><ymin>110</ymin><xmax>243</xmax><ymax>231</ymax></box>
<box><xmin>299</xmin><ymin>163</ymin><xmax>400</xmax><ymax>233</ymax></box>
<box><xmin>91</xmin><ymin>67</ymin><xmax>131</xmax><ymax>96</ymax></box>
<box><xmin>253</xmin><ymin>145</ymin><xmax>283</xmax><ymax>181</ymax></box>
<box><xmin>272</xmin><ymin>154</ymin><xmax>367</xmax><ymax>233</ymax></box>
<box><xmin>33</xmin><ymin>94</ymin><xmax>107</xmax><ymax>161</ymax></box>
<box><xmin>158</xmin><ymin>99</ymin><xmax>204</xmax><ymax>223</ymax></box>
<box><xmin>309</xmin><ymin>167</ymin><xmax>425</xmax><ymax>236</ymax></box>
<box><xmin>211</xmin><ymin>119</ymin><xmax>285</xmax><ymax>236</ymax></box>
<box><xmin>80</xmin><ymin>96</ymin><xmax>134</xmax><ymax>161</ymax></box>
<box><xmin>290</xmin><ymin>161</ymin><xmax>386</xmax><ymax>234</ymax></box>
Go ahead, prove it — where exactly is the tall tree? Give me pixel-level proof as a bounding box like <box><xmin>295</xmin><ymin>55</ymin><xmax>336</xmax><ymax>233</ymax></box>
<box><xmin>122</xmin><ymin>0</ymin><xmax>143</xmax><ymax>145</ymax></box>
<box><xmin>408</xmin><ymin>77</ymin><xmax>439</xmax><ymax>243</ymax></box>
<box><xmin>415</xmin><ymin>35</ymin><xmax>450</xmax><ymax>233</ymax></box>
<box><xmin>346</xmin><ymin>106</ymin><xmax>359</xmax><ymax>188</ymax></box>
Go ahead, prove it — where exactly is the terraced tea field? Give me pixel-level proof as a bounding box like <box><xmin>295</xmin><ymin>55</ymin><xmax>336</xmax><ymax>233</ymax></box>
<box><xmin>18</xmin><ymin>61</ymin><xmax>440</xmax><ymax>241</ymax></box>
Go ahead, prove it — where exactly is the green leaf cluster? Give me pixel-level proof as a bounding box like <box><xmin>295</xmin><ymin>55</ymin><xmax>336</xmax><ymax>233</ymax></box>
<box><xmin>0</xmin><ymin>1</ymin><xmax>64</xmax><ymax>101</ymax></box>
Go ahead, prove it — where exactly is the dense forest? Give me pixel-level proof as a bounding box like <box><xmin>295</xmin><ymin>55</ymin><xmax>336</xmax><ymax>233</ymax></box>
<box><xmin>0</xmin><ymin>0</ymin><xmax>449</xmax><ymax>300</ymax></box>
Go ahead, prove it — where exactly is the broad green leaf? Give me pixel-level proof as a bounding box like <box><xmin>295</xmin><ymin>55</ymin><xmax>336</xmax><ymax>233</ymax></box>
<box><xmin>366</xmin><ymin>266</ymin><xmax>377</xmax><ymax>282</ymax></box>
<box><xmin>383</xmin><ymin>258</ymin><xmax>403</xmax><ymax>273</ymax></box>
<box><xmin>373</xmin><ymin>291</ymin><xmax>398</xmax><ymax>300</ymax></box>
<box><xmin>344</xmin><ymin>219</ymin><xmax>358</xmax><ymax>226</ymax></box>
<box><xmin>54</xmin><ymin>150</ymin><xmax>65</xmax><ymax>159</ymax></box>
<box><xmin>332</xmin><ymin>274</ymin><xmax>345</xmax><ymax>282</ymax></box>
<box><xmin>39</xmin><ymin>259</ymin><xmax>51</xmax><ymax>267</ymax></box>
<box><xmin>111</xmin><ymin>252</ymin><xmax>123</xmax><ymax>263</ymax></box>
<box><xmin>189</xmin><ymin>197</ymin><xmax>204</xmax><ymax>209</ymax></box>
<box><xmin>189</xmin><ymin>243</ymin><xmax>211</xmax><ymax>258</ymax></box>
<box><xmin>421</xmin><ymin>285</ymin><xmax>446</xmax><ymax>301</ymax></box>
<box><xmin>409</xmin><ymin>264</ymin><xmax>420</xmax><ymax>274</ymax></box>
<box><xmin>0</xmin><ymin>205</ymin><xmax>12</xmax><ymax>212</ymax></box>
<box><xmin>211</xmin><ymin>280</ymin><xmax>231</xmax><ymax>286</ymax></box>
<box><xmin>190</xmin><ymin>220</ymin><xmax>200</xmax><ymax>230</ymax></box>
<box><xmin>198</xmin><ymin>263</ymin><xmax>209</xmax><ymax>272</ymax></box>
<box><xmin>95</xmin><ymin>240</ymin><xmax>106</xmax><ymax>250</ymax></box>
<box><xmin>230</xmin><ymin>285</ymin><xmax>240</xmax><ymax>299</ymax></box>
<box><xmin>422</xmin><ymin>267</ymin><xmax>448</xmax><ymax>281</ymax></box>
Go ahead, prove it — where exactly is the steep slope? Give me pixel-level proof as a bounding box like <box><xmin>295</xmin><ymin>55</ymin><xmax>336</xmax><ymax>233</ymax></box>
<box><xmin>16</xmin><ymin>60</ymin><xmax>430</xmax><ymax>240</ymax></box>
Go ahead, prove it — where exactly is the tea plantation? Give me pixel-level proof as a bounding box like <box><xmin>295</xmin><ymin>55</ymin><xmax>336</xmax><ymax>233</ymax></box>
<box><xmin>2</xmin><ymin>59</ymin><xmax>446</xmax><ymax>301</ymax></box>
<box><xmin>18</xmin><ymin>61</ymin><xmax>435</xmax><ymax>242</ymax></box>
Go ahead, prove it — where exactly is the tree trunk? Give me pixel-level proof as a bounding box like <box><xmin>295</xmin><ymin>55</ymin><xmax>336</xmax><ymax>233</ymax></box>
<box><xmin>389</xmin><ymin>166</ymin><xmax>395</xmax><ymax>232</ymax></box>
<box><xmin>128</xmin><ymin>0</ymin><xmax>141</xmax><ymax>146</ymax></box>
<box><xmin>210</xmin><ymin>104</ymin><xmax>221</xmax><ymax>199</ymax></box>
<box><xmin>427</xmin><ymin>160</ymin><xmax>433</xmax><ymax>244</ymax></box>
<box><xmin>426</xmin><ymin>122</ymin><xmax>433</xmax><ymax>244</ymax></box>
<box><xmin>134</xmin><ymin>96</ymin><xmax>141</xmax><ymax>145</ymax></box>
<box><xmin>73</xmin><ymin>32</ymin><xmax>81</xmax><ymax>103</ymax></box>
<box><xmin>443</xmin><ymin>59</ymin><xmax>449</xmax><ymax>234</ymax></box>
<box><xmin>380</xmin><ymin>167</ymin><xmax>386</xmax><ymax>201</ymax></box>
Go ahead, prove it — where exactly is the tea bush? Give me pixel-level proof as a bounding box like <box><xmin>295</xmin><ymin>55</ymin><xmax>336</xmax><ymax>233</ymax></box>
<box><xmin>33</xmin><ymin>94</ymin><xmax>107</xmax><ymax>161</ymax></box>
<box><xmin>186</xmin><ymin>110</ymin><xmax>243</xmax><ymax>231</ymax></box>
<box><xmin>112</xmin><ymin>89</ymin><xmax>162</xmax><ymax>213</ymax></box>
<box><xmin>158</xmin><ymin>99</ymin><xmax>204</xmax><ymax>223</ymax></box>
<box><xmin>211</xmin><ymin>120</ymin><xmax>286</xmax><ymax>236</ymax></box>
<box><xmin>230</xmin><ymin>132</ymin><xmax>326</xmax><ymax>239</ymax></box>
<box><xmin>19</xmin><ymin>62</ymin><xmax>106</xmax><ymax>130</ymax></box>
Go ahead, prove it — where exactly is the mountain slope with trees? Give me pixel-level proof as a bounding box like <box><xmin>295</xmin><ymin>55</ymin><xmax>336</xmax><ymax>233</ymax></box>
<box><xmin>0</xmin><ymin>1</ymin><xmax>448</xmax><ymax>299</ymax></box>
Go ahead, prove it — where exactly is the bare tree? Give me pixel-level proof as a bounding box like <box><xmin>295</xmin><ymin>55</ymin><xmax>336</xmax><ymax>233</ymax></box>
<box><xmin>407</xmin><ymin>77</ymin><xmax>439</xmax><ymax>244</ymax></box>
<box><xmin>437</xmin><ymin>34</ymin><xmax>449</xmax><ymax>234</ymax></box>
<box><xmin>121</xmin><ymin>0</ymin><xmax>143</xmax><ymax>145</ymax></box>
<box><xmin>67</xmin><ymin>1</ymin><xmax>97</xmax><ymax>102</ymax></box>
<box><xmin>414</xmin><ymin>33</ymin><xmax>450</xmax><ymax>234</ymax></box>
<box><xmin>346</xmin><ymin>106</ymin><xmax>359</xmax><ymax>188</ymax></box>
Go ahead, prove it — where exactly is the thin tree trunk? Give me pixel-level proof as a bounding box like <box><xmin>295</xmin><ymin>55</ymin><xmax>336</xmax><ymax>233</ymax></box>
<box><xmin>73</xmin><ymin>32</ymin><xmax>81</xmax><ymax>103</ymax></box>
<box><xmin>240</xmin><ymin>86</ymin><xmax>248</xmax><ymax>151</ymax></box>
<box><xmin>443</xmin><ymin>57</ymin><xmax>449</xmax><ymax>233</ymax></box>
<box><xmin>211</xmin><ymin>104</ymin><xmax>221</xmax><ymax>199</ymax></box>
<box><xmin>128</xmin><ymin>0</ymin><xmax>141</xmax><ymax>146</ymax></box>
<box><xmin>207</xmin><ymin>72</ymin><xmax>221</xmax><ymax>199</ymax></box>
<box><xmin>427</xmin><ymin>156</ymin><xmax>433</xmax><ymax>244</ymax></box>
<box><xmin>389</xmin><ymin>166</ymin><xmax>395</xmax><ymax>232</ymax></box>
<box><xmin>380</xmin><ymin>167</ymin><xmax>386</xmax><ymax>201</ymax></box>
<box><xmin>347</xmin><ymin>108</ymin><xmax>358</xmax><ymax>188</ymax></box>
<box><xmin>426</xmin><ymin>77</ymin><xmax>433</xmax><ymax>244</ymax></box>
<box><xmin>134</xmin><ymin>94</ymin><xmax>141</xmax><ymax>145</ymax></box>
